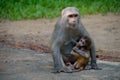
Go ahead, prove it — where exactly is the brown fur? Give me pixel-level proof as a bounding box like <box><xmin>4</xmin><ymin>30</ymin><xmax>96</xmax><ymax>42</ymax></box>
<box><xmin>72</xmin><ymin>36</ymin><xmax>91</xmax><ymax>70</ymax></box>
<box><xmin>72</xmin><ymin>52</ymin><xmax>89</xmax><ymax>70</ymax></box>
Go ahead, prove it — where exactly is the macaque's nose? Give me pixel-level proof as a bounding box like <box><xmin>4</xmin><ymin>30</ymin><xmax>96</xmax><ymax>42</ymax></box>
<box><xmin>73</xmin><ymin>19</ymin><xmax>76</xmax><ymax>22</ymax></box>
<box><xmin>71</xmin><ymin>18</ymin><xmax>76</xmax><ymax>22</ymax></box>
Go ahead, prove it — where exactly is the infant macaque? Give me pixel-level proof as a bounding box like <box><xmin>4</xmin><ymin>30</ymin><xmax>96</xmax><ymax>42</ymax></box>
<box><xmin>67</xmin><ymin>36</ymin><xmax>91</xmax><ymax>71</ymax></box>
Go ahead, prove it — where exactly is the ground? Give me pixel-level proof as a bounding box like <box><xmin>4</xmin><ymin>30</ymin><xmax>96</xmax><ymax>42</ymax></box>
<box><xmin>0</xmin><ymin>13</ymin><xmax>120</xmax><ymax>61</ymax></box>
<box><xmin>0</xmin><ymin>45</ymin><xmax>120</xmax><ymax>80</ymax></box>
<box><xmin>0</xmin><ymin>14</ymin><xmax>120</xmax><ymax>80</ymax></box>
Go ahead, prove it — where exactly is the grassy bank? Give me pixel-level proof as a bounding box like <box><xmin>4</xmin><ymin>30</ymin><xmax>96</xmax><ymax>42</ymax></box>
<box><xmin>0</xmin><ymin>0</ymin><xmax>119</xmax><ymax>20</ymax></box>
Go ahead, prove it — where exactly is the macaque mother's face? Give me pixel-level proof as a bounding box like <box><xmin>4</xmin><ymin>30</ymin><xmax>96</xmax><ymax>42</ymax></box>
<box><xmin>61</xmin><ymin>7</ymin><xmax>80</xmax><ymax>27</ymax></box>
<box><xmin>67</xmin><ymin>13</ymin><xmax>79</xmax><ymax>25</ymax></box>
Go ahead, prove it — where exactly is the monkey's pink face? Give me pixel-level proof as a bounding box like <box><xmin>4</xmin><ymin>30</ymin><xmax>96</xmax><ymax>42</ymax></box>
<box><xmin>67</xmin><ymin>14</ymin><xmax>79</xmax><ymax>26</ymax></box>
<box><xmin>78</xmin><ymin>38</ymin><xmax>86</xmax><ymax>46</ymax></box>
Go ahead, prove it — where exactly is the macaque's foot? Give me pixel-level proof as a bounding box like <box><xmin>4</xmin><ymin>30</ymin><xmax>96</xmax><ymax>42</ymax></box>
<box><xmin>72</xmin><ymin>68</ymin><xmax>82</xmax><ymax>72</ymax></box>
<box><xmin>91</xmin><ymin>65</ymin><xmax>102</xmax><ymax>70</ymax></box>
<box><xmin>84</xmin><ymin>63</ymin><xmax>102</xmax><ymax>70</ymax></box>
<box><xmin>63</xmin><ymin>67</ymin><xmax>73</xmax><ymax>73</ymax></box>
<box><xmin>52</xmin><ymin>69</ymin><xmax>61</xmax><ymax>73</ymax></box>
<box><xmin>91</xmin><ymin>62</ymin><xmax>102</xmax><ymax>70</ymax></box>
<box><xmin>52</xmin><ymin>67</ymin><xmax>73</xmax><ymax>73</ymax></box>
<box><xmin>84</xmin><ymin>65</ymin><xmax>91</xmax><ymax>70</ymax></box>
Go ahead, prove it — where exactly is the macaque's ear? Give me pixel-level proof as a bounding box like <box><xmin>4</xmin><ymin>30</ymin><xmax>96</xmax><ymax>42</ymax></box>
<box><xmin>85</xmin><ymin>40</ymin><xmax>91</xmax><ymax>50</ymax></box>
<box><xmin>61</xmin><ymin>8</ymin><xmax>68</xmax><ymax>18</ymax></box>
<box><xmin>86</xmin><ymin>44</ymin><xmax>91</xmax><ymax>50</ymax></box>
<box><xmin>61</xmin><ymin>9</ymin><xmax>65</xmax><ymax>16</ymax></box>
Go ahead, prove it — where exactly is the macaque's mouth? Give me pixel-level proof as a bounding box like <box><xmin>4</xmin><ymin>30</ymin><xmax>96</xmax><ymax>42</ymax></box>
<box><xmin>70</xmin><ymin>24</ymin><xmax>77</xmax><ymax>28</ymax></box>
<box><xmin>69</xmin><ymin>23</ymin><xmax>77</xmax><ymax>26</ymax></box>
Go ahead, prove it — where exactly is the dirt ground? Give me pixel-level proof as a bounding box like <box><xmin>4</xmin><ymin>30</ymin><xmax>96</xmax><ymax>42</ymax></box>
<box><xmin>0</xmin><ymin>14</ymin><xmax>120</xmax><ymax>62</ymax></box>
<box><xmin>0</xmin><ymin>45</ymin><xmax>120</xmax><ymax>80</ymax></box>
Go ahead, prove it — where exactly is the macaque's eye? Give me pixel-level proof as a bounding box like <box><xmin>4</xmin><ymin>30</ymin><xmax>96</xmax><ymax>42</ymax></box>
<box><xmin>80</xmin><ymin>39</ymin><xmax>82</xmax><ymax>42</ymax></box>
<box><xmin>68</xmin><ymin>15</ymin><xmax>74</xmax><ymax>18</ymax></box>
<box><xmin>68</xmin><ymin>14</ymin><xmax>78</xmax><ymax>18</ymax></box>
<box><xmin>74</xmin><ymin>14</ymin><xmax>78</xmax><ymax>17</ymax></box>
<box><xmin>80</xmin><ymin>39</ymin><xmax>85</xmax><ymax>46</ymax></box>
<box><xmin>82</xmin><ymin>41</ymin><xmax>85</xmax><ymax>46</ymax></box>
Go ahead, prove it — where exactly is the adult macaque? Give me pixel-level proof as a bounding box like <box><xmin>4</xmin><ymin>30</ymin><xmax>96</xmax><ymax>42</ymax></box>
<box><xmin>51</xmin><ymin>7</ymin><xmax>100</xmax><ymax>73</ymax></box>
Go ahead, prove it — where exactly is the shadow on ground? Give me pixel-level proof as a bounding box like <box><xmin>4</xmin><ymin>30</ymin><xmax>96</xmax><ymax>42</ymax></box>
<box><xmin>0</xmin><ymin>44</ymin><xmax>120</xmax><ymax>80</ymax></box>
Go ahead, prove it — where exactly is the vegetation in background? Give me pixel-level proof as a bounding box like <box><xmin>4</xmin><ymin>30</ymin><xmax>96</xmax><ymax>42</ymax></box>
<box><xmin>0</xmin><ymin>0</ymin><xmax>120</xmax><ymax>20</ymax></box>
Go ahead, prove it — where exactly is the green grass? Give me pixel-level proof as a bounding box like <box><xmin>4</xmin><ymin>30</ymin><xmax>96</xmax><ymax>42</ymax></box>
<box><xmin>0</xmin><ymin>0</ymin><xmax>120</xmax><ymax>20</ymax></box>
